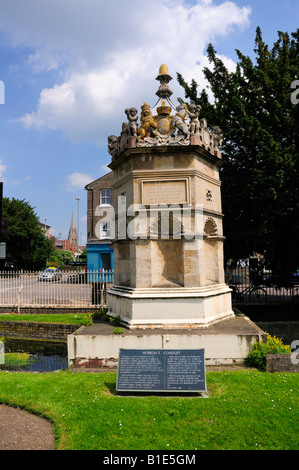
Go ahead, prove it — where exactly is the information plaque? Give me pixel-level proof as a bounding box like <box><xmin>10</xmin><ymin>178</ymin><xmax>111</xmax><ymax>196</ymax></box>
<box><xmin>116</xmin><ymin>349</ymin><xmax>206</xmax><ymax>393</ymax></box>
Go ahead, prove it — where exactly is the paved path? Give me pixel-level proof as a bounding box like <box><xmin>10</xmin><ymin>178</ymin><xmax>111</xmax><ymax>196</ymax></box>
<box><xmin>0</xmin><ymin>405</ymin><xmax>56</xmax><ymax>450</ymax></box>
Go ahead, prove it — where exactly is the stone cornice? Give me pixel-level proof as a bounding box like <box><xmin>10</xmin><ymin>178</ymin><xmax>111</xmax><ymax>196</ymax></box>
<box><xmin>108</xmin><ymin>144</ymin><xmax>222</xmax><ymax>171</ymax></box>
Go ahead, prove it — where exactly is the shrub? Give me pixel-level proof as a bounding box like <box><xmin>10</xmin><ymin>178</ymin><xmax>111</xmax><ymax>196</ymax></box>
<box><xmin>110</xmin><ymin>314</ymin><xmax>121</xmax><ymax>327</ymax></box>
<box><xmin>113</xmin><ymin>327</ymin><xmax>123</xmax><ymax>335</ymax></box>
<box><xmin>92</xmin><ymin>310</ymin><xmax>103</xmax><ymax>320</ymax></box>
<box><xmin>82</xmin><ymin>314</ymin><xmax>93</xmax><ymax>326</ymax></box>
<box><xmin>92</xmin><ymin>309</ymin><xmax>108</xmax><ymax>321</ymax></box>
<box><xmin>245</xmin><ymin>334</ymin><xmax>291</xmax><ymax>371</ymax></box>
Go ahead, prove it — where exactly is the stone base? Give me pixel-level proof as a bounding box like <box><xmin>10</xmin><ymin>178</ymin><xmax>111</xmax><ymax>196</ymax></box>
<box><xmin>108</xmin><ymin>284</ymin><xmax>234</xmax><ymax>329</ymax></box>
<box><xmin>67</xmin><ymin>314</ymin><xmax>267</xmax><ymax>369</ymax></box>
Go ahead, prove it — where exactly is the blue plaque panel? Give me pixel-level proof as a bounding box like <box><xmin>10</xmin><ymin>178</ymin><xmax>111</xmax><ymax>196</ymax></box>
<box><xmin>116</xmin><ymin>349</ymin><xmax>206</xmax><ymax>393</ymax></box>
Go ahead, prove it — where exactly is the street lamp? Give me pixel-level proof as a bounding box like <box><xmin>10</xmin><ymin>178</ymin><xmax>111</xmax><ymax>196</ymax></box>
<box><xmin>75</xmin><ymin>197</ymin><xmax>80</xmax><ymax>261</ymax></box>
<box><xmin>44</xmin><ymin>217</ymin><xmax>48</xmax><ymax>238</ymax></box>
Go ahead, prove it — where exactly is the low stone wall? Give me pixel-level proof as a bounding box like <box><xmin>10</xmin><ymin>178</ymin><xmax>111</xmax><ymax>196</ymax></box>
<box><xmin>0</xmin><ymin>320</ymin><xmax>79</xmax><ymax>340</ymax></box>
<box><xmin>68</xmin><ymin>315</ymin><xmax>267</xmax><ymax>369</ymax></box>
<box><xmin>266</xmin><ymin>354</ymin><xmax>299</xmax><ymax>373</ymax></box>
<box><xmin>0</xmin><ymin>306</ymin><xmax>96</xmax><ymax>315</ymax></box>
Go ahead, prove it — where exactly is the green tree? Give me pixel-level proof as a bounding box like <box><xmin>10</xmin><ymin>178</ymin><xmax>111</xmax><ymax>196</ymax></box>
<box><xmin>48</xmin><ymin>248</ymin><xmax>74</xmax><ymax>268</ymax></box>
<box><xmin>177</xmin><ymin>27</ymin><xmax>299</xmax><ymax>277</ymax></box>
<box><xmin>1</xmin><ymin>197</ymin><xmax>53</xmax><ymax>270</ymax></box>
<box><xmin>80</xmin><ymin>247</ymin><xmax>87</xmax><ymax>263</ymax></box>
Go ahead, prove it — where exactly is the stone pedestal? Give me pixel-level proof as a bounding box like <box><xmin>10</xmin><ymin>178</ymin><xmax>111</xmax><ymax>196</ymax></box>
<box><xmin>108</xmin><ymin>145</ymin><xmax>234</xmax><ymax>329</ymax></box>
<box><xmin>108</xmin><ymin>284</ymin><xmax>233</xmax><ymax>329</ymax></box>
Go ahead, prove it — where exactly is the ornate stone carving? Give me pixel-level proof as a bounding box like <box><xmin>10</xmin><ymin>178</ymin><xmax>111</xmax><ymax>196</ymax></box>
<box><xmin>125</xmin><ymin>107</ymin><xmax>138</xmax><ymax>137</ymax></box>
<box><xmin>199</xmin><ymin>118</ymin><xmax>213</xmax><ymax>151</ymax></box>
<box><xmin>189</xmin><ymin>104</ymin><xmax>201</xmax><ymax>135</ymax></box>
<box><xmin>138</xmin><ymin>103</ymin><xmax>157</xmax><ymax>140</ymax></box>
<box><xmin>107</xmin><ymin>135</ymin><xmax>119</xmax><ymax>161</ymax></box>
<box><xmin>171</xmin><ymin>103</ymin><xmax>189</xmax><ymax>138</ymax></box>
<box><xmin>137</xmin><ymin>134</ymin><xmax>190</xmax><ymax>147</ymax></box>
<box><xmin>148</xmin><ymin>213</ymin><xmax>185</xmax><ymax>239</ymax></box>
<box><xmin>211</xmin><ymin>126</ymin><xmax>223</xmax><ymax>151</ymax></box>
<box><xmin>204</xmin><ymin>217</ymin><xmax>218</xmax><ymax>237</ymax></box>
<box><xmin>155</xmin><ymin>101</ymin><xmax>174</xmax><ymax>137</ymax></box>
<box><xmin>206</xmin><ymin>189</ymin><xmax>213</xmax><ymax>202</ymax></box>
<box><xmin>108</xmin><ymin>65</ymin><xmax>223</xmax><ymax>160</ymax></box>
<box><xmin>155</xmin><ymin>64</ymin><xmax>173</xmax><ymax>99</ymax></box>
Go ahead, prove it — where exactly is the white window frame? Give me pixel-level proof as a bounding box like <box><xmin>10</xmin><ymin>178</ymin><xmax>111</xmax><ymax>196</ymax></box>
<box><xmin>100</xmin><ymin>221</ymin><xmax>111</xmax><ymax>239</ymax></box>
<box><xmin>100</xmin><ymin>188</ymin><xmax>111</xmax><ymax>206</ymax></box>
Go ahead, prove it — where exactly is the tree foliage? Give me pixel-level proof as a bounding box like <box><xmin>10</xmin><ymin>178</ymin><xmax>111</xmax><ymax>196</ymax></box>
<box><xmin>48</xmin><ymin>248</ymin><xmax>74</xmax><ymax>268</ymax></box>
<box><xmin>1</xmin><ymin>197</ymin><xmax>53</xmax><ymax>270</ymax></box>
<box><xmin>177</xmin><ymin>27</ymin><xmax>299</xmax><ymax>274</ymax></box>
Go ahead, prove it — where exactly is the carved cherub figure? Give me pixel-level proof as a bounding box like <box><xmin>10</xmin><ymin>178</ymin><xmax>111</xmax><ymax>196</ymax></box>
<box><xmin>171</xmin><ymin>102</ymin><xmax>189</xmax><ymax>137</ymax></box>
<box><xmin>138</xmin><ymin>103</ymin><xmax>157</xmax><ymax>139</ymax></box>
<box><xmin>211</xmin><ymin>126</ymin><xmax>223</xmax><ymax>150</ymax></box>
<box><xmin>189</xmin><ymin>104</ymin><xmax>201</xmax><ymax>135</ymax></box>
<box><xmin>125</xmin><ymin>107</ymin><xmax>138</xmax><ymax>137</ymax></box>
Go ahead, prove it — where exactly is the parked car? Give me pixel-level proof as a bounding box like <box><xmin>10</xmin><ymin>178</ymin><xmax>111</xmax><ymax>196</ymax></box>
<box><xmin>66</xmin><ymin>272</ymin><xmax>87</xmax><ymax>284</ymax></box>
<box><xmin>38</xmin><ymin>268</ymin><xmax>62</xmax><ymax>282</ymax></box>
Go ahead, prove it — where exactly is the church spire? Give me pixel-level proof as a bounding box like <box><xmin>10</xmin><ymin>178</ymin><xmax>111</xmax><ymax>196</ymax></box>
<box><xmin>68</xmin><ymin>209</ymin><xmax>78</xmax><ymax>245</ymax></box>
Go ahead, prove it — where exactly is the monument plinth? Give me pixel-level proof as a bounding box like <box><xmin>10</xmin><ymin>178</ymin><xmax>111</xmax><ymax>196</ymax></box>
<box><xmin>107</xmin><ymin>65</ymin><xmax>234</xmax><ymax>329</ymax></box>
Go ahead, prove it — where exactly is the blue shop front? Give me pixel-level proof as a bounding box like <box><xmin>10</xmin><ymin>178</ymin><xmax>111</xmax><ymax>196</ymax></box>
<box><xmin>86</xmin><ymin>240</ymin><xmax>114</xmax><ymax>283</ymax></box>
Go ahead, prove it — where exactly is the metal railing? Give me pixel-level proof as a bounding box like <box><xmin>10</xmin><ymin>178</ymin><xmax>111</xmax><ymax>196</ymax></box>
<box><xmin>226</xmin><ymin>265</ymin><xmax>299</xmax><ymax>304</ymax></box>
<box><xmin>0</xmin><ymin>354</ymin><xmax>68</xmax><ymax>372</ymax></box>
<box><xmin>3</xmin><ymin>266</ymin><xmax>297</xmax><ymax>308</ymax></box>
<box><xmin>0</xmin><ymin>269</ymin><xmax>114</xmax><ymax>310</ymax></box>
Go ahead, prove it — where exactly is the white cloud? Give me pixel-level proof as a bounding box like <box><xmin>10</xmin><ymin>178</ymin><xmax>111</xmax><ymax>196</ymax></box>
<box><xmin>0</xmin><ymin>160</ymin><xmax>7</xmax><ymax>178</ymax></box>
<box><xmin>48</xmin><ymin>227</ymin><xmax>62</xmax><ymax>239</ymax></box>
<box><xmin>1</xmin><ymin>0</ymin><xmax>251</xmax><ymax>144</ymax></box>
<box><xmin>66</xmin><ymin>172</ymin><xmax>94</xmax><ymax>191</ymax></box>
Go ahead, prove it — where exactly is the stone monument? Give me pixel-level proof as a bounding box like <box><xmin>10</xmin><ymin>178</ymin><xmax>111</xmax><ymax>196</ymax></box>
<box><xmin>107</xmin><ymin>64</ymin><xmax>234</xmax><ymax>329</ymax></box>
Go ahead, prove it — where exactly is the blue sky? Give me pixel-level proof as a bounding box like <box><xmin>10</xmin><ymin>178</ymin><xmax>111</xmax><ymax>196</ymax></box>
<box><xmin>0</xmin><ymin>0</ymin><xmax>298</xmax><ymax>244</ymax></box>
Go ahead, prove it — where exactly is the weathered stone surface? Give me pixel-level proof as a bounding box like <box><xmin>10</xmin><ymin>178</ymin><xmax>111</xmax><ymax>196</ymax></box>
<box><xmin>0</xmin><ymin>320</ymin><xmax>78</xmax><ymax>339</ymax></box>
<box><xmin>266</xmin><ymin>354</ymin><xmax>299</xmax><ymax>373</ymax></box>
<box><xmin>106</xmin><ymin>65</ymin><xmax>232</xmax><ymax>329</ymax></box>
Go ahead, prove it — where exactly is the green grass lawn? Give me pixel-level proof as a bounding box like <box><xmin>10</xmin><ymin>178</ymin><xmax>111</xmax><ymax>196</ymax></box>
<box><xmin>0</xmin><ymin>369</ymin><xmax>298</xmax><ymax>450</ymax></box>
<box><xmin>0</xmin><ymin>313</ymin><xmax>89</xmax><ymax>325</ymax></box>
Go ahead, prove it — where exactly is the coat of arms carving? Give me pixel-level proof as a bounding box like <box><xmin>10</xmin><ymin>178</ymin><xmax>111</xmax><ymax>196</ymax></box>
<box><xmin>108</xmin><ymin>64</ymin><xmax>223</xmax><ymax>157</ymax></box>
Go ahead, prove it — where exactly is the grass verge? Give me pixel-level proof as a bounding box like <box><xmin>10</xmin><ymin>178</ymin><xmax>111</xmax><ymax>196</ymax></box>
<box><xmin>0</xmin><ymin>313</ymin><xmax>89</xmax><ymax>325</ymax></box>
<box><xmin>0</xmin><ymin>369</ymin><xmax>298</xmax><ymax>450</ymax></box>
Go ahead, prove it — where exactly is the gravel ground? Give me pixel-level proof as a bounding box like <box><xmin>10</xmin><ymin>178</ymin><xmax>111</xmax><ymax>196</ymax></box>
<box><xmin>0</xmin><ymin>405</ymin><xmax>56</xmax><ymax>450</ymax></box>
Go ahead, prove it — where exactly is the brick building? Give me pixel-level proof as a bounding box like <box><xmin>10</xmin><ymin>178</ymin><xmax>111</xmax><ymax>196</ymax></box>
<box><xmin>54</xmin><ymin>239</ymin><xmax>77</xmax><ymax>254</ymax></box>
<box><xmin>85</xmin><ymin>171</ymin><xmax>114</xmax><ymax>241</ymax></box>
<box><xmin>85</xmin><ymin>172</ymin><xmax>114</xmax><ymax>272</ymax></box>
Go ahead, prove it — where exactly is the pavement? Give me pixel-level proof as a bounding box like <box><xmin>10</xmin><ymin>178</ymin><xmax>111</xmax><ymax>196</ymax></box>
<box><xmin>0</xmin><ymin>405</ymin><xmax>56</xmax><ymax>451</ymax></box>
<box><xmin>76</xmin><ymin>312</ymin><xmax>266</xmax><ymax>337</ymax></box>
